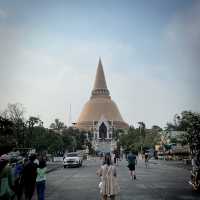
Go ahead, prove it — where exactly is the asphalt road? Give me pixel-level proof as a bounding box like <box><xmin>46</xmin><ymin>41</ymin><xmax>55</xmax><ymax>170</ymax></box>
<box><xmin>44</xmin><ymin>158</ymin><xmax>200</xmax><ymax>200</ymax></box>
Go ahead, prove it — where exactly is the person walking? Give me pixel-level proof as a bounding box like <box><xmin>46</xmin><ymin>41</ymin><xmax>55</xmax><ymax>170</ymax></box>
<box><xmin>113</xmin><ymin>152</ymin><xmax>116</xmax><ymax>165</ymax></box>
<box><xmin>144</xmin><ymin>152</ymin><xmax>149</xmax><ymax>168</ymax></box>
<box><xmin>0</xmin><ymin>155</ymin><xmax>15</xmax><ymax>200</ymax></box>
<box><xmin>97</xmin><ymin>153</ymin><xmax>120</xmax><ymax>200</ymax></box>
<box><xmin>14</xmin><ymin>159</ymin><xmax>24</xmax><ymax>200</ymax></box>
<box><xmin>127</xmin><ymin>151</ymin><xmax>137</xmax><ymax>180</ymax></box>
<box><xmin>115</xmin><ymin>150</ymin><xmax>120</xmax><ymax>165</ymax></box>
<box><xmin>36</xmin><ymin>159</ymin><xmax>47</xmax><ymax>200</ymax></box>
<box><xmin>23</xmin><ymin>154</ymin><xmax>38</xmax><ymax>200</ymax></box>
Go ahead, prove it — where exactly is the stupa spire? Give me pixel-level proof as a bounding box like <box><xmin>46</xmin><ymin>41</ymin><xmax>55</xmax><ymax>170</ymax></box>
<box><xmin>91</xmin><ymin>58</ymin><xmax>110</xmax><ymax>97</ymax></box>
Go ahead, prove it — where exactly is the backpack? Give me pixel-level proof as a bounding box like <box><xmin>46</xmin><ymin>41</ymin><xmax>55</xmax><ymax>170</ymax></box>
<box><xmin>128</xmin><ymin>154</ymin><xmax>136</xmax><ymax>165</ymax></box>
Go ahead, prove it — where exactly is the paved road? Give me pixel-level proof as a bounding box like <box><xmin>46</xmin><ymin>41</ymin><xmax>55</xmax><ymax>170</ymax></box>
<box><xmin>45</xmin><ymin>158</ymin><xmax>200</xmax><ymax>200</ymax></box>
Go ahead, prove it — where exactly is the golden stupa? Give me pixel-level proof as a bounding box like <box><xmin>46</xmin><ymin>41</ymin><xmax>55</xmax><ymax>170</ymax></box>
<box><xmin>75</xmin><ymin>59</ymin><xmax>129</xmax><ymax>131</ymax></box>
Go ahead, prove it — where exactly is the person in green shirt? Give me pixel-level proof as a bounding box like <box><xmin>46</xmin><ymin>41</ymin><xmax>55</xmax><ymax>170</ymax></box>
<box><xmin>36</xmin><ymin>159</ymin><xmax>47</xmax><ymax>200</ymax></box>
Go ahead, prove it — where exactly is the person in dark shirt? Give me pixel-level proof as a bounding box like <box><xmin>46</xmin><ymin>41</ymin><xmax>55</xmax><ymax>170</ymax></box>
<box><xmin>14</xmin><ymin>159</ymin><xmax>24</xmax><ymax>200</ymax></box>
<box><xmin>22</xmin><ymin>154</ymin><xmax>38</xmax><ymax>200</ymax></box>
<box><xmin>127</xmin><ymin>151</ymin><xmax>137</xmax><ymax>180</ymax></box>
<box><xmin>144</xmin><ymin>152</ymin><xmax>149</xmax><ymax>168</ymax></box>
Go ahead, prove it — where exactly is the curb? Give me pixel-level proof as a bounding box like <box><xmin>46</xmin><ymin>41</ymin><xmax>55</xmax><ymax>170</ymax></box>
<box><xmin>47</xmin><ymin>165</ymin><xmax>62</xmax><ymax>173</ymax></box>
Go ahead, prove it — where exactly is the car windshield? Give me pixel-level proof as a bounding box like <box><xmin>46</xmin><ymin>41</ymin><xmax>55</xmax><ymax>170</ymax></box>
<box><xmin>67</xmin><ymin>153</ymin><xmax>78</xmax><ymax>157</ymax></box>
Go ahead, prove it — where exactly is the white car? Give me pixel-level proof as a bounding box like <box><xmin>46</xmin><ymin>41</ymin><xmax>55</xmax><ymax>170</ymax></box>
<box><xmin>63</xmin><ymin>152</ymin><xmax>83</xmax><ymax>168</ymax></box>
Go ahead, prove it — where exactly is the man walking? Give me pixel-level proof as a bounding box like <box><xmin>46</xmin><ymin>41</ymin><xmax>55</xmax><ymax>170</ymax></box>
<box><xmin>23</xmin><ymin>154</ymin><xmax>38</xmax><ymax>200</ymax></box>
<box><xmin>144</xmin><ymin>152</ymin><xmax>149</xmax><ymax>168</ymax></box>
<box><xmin>127</xmin><ymin>151</ymin><xmax>137</xmax><ymax>180</ymax></box>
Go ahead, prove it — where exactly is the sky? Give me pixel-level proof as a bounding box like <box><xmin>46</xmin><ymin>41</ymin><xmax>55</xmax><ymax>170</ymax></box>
<box><xmin>0</xmin><ymin>0</ymin><xmax>200</xmax><ymax>128</ymax></box>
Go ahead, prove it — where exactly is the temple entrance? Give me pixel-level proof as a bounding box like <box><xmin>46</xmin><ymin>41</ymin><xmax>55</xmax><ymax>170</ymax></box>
<box><xmin>99</xmin><ymin>122</ymin><xmax>107</xmax><ymax>139</ymax></box>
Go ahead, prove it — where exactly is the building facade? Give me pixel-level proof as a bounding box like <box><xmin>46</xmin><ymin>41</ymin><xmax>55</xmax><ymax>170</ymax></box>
<box><xmin>75</xmin><ymin>59</ymin><xmax>129</xmax><ymax>152</ymax></box>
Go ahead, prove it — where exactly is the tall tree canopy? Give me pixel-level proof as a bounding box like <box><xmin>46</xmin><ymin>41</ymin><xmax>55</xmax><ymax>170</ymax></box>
<box><xmin>177</xmin><ymin>111</ymin><xmax>200</xmax><ymax>157</ymax></box>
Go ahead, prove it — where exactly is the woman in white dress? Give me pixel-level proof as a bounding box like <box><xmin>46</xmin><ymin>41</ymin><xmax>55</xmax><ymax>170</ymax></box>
<box><xmin>97</xmin><ymin>153</ymin><xmax>120</xmax><ymax>200</ymax></box>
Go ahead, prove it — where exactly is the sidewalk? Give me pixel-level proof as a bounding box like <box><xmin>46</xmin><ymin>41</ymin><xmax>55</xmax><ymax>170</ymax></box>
<box><xmin>150</xmin><ymin>159</ymin><xmax>192</xmax><ymax>171</ymax></box>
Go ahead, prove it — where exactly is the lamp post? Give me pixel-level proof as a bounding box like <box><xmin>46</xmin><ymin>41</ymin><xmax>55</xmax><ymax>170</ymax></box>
<box><xmin>138</xmin><ymin>122</ymin><xmax>145</xmax><ymax>154</ymax></box>
<box><xmin>139</xmin><ymin>125</ymin><xmax>143</xmax><ymax>154</ymax></box>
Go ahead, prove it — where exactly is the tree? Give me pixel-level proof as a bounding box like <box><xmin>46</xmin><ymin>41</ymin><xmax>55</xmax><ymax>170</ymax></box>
<box><xmin>165</xmin><ymin>122</ymin><xmax>177</xmax><ymax>131</ymax></box>
<box><xmin>0</xmin><ymin>103</ymin><xmax>99</xmax><ymax>155</ymax></box>
<box><xmin>0</xmin><ymin>103</ymin><xmax>26</xmax><ymax>148</ymax></box>
<box><xmin>113</xmin><ymin>129</ymin><xmax>124</xmax><ymax>141</ymax></box>
<box><xmin>178</xmin><ymin>111</ymin><xmax>200</xmax><ymax>157</ymax></box>
<box><xmin>143</xmin><ymin>129</ymin><xmax>161</xmax><ymax>149</ymax></box>
<box><xmin>26</xmin><ymin>116</ymin><xmax>43</xmax><ymax>148</ymax></box>
<box><xmin>165</xmin><ymin>114</ymin><xmax>182</xmax><ymax>131</ymax></box>
<box><xmin>119</xmin><ymin>123</ymin><xmax>161</xmax><ymax>154</ymax></box>
<box><xmin>2</xmin><ymin>103</ymin><xmax>25</xmax><ymax>123</ymax></box>
<box><xmin>119</xmin><ymin>127</ymin><xmax>141</xmax><ymax>153</ymax></box>
<box><xmin>50</xmin><ymin>118</ymin><xmax>65</xmax><ymax>131</ymax></box>
<box><xmin>166</xmin><ymin>111</ymin><xmax>200</xmax><ymax>164</ymax></box>
<box><xmin>46</xmin><ymin>130</ymin><xmax>64</xmax><ymax>155</ymax></box>
<box><xmin>27</xmin><ymin>116</ymin><xmax>42</xmax><ymax>128</ymax></box>
<box><xmin>151</xmin><ymin>125</ymin><xmax>162</xmax><ymax>132</ymax></box>
<box><xmin>62</xmin><ymin>133</ymin><xmax>74</xmax><ymax>151</ymax></box>
<box><xmin>0</xmin><ymin>116</ymin><xmax>15</xmax><ymax>154</ymax></box>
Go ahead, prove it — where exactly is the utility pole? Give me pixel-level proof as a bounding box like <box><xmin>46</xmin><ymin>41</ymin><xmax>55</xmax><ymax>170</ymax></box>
<box><xmin>68</xmin><ymin>104</ymin><xmax>72</xmax><ymax>127</ymax></box>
